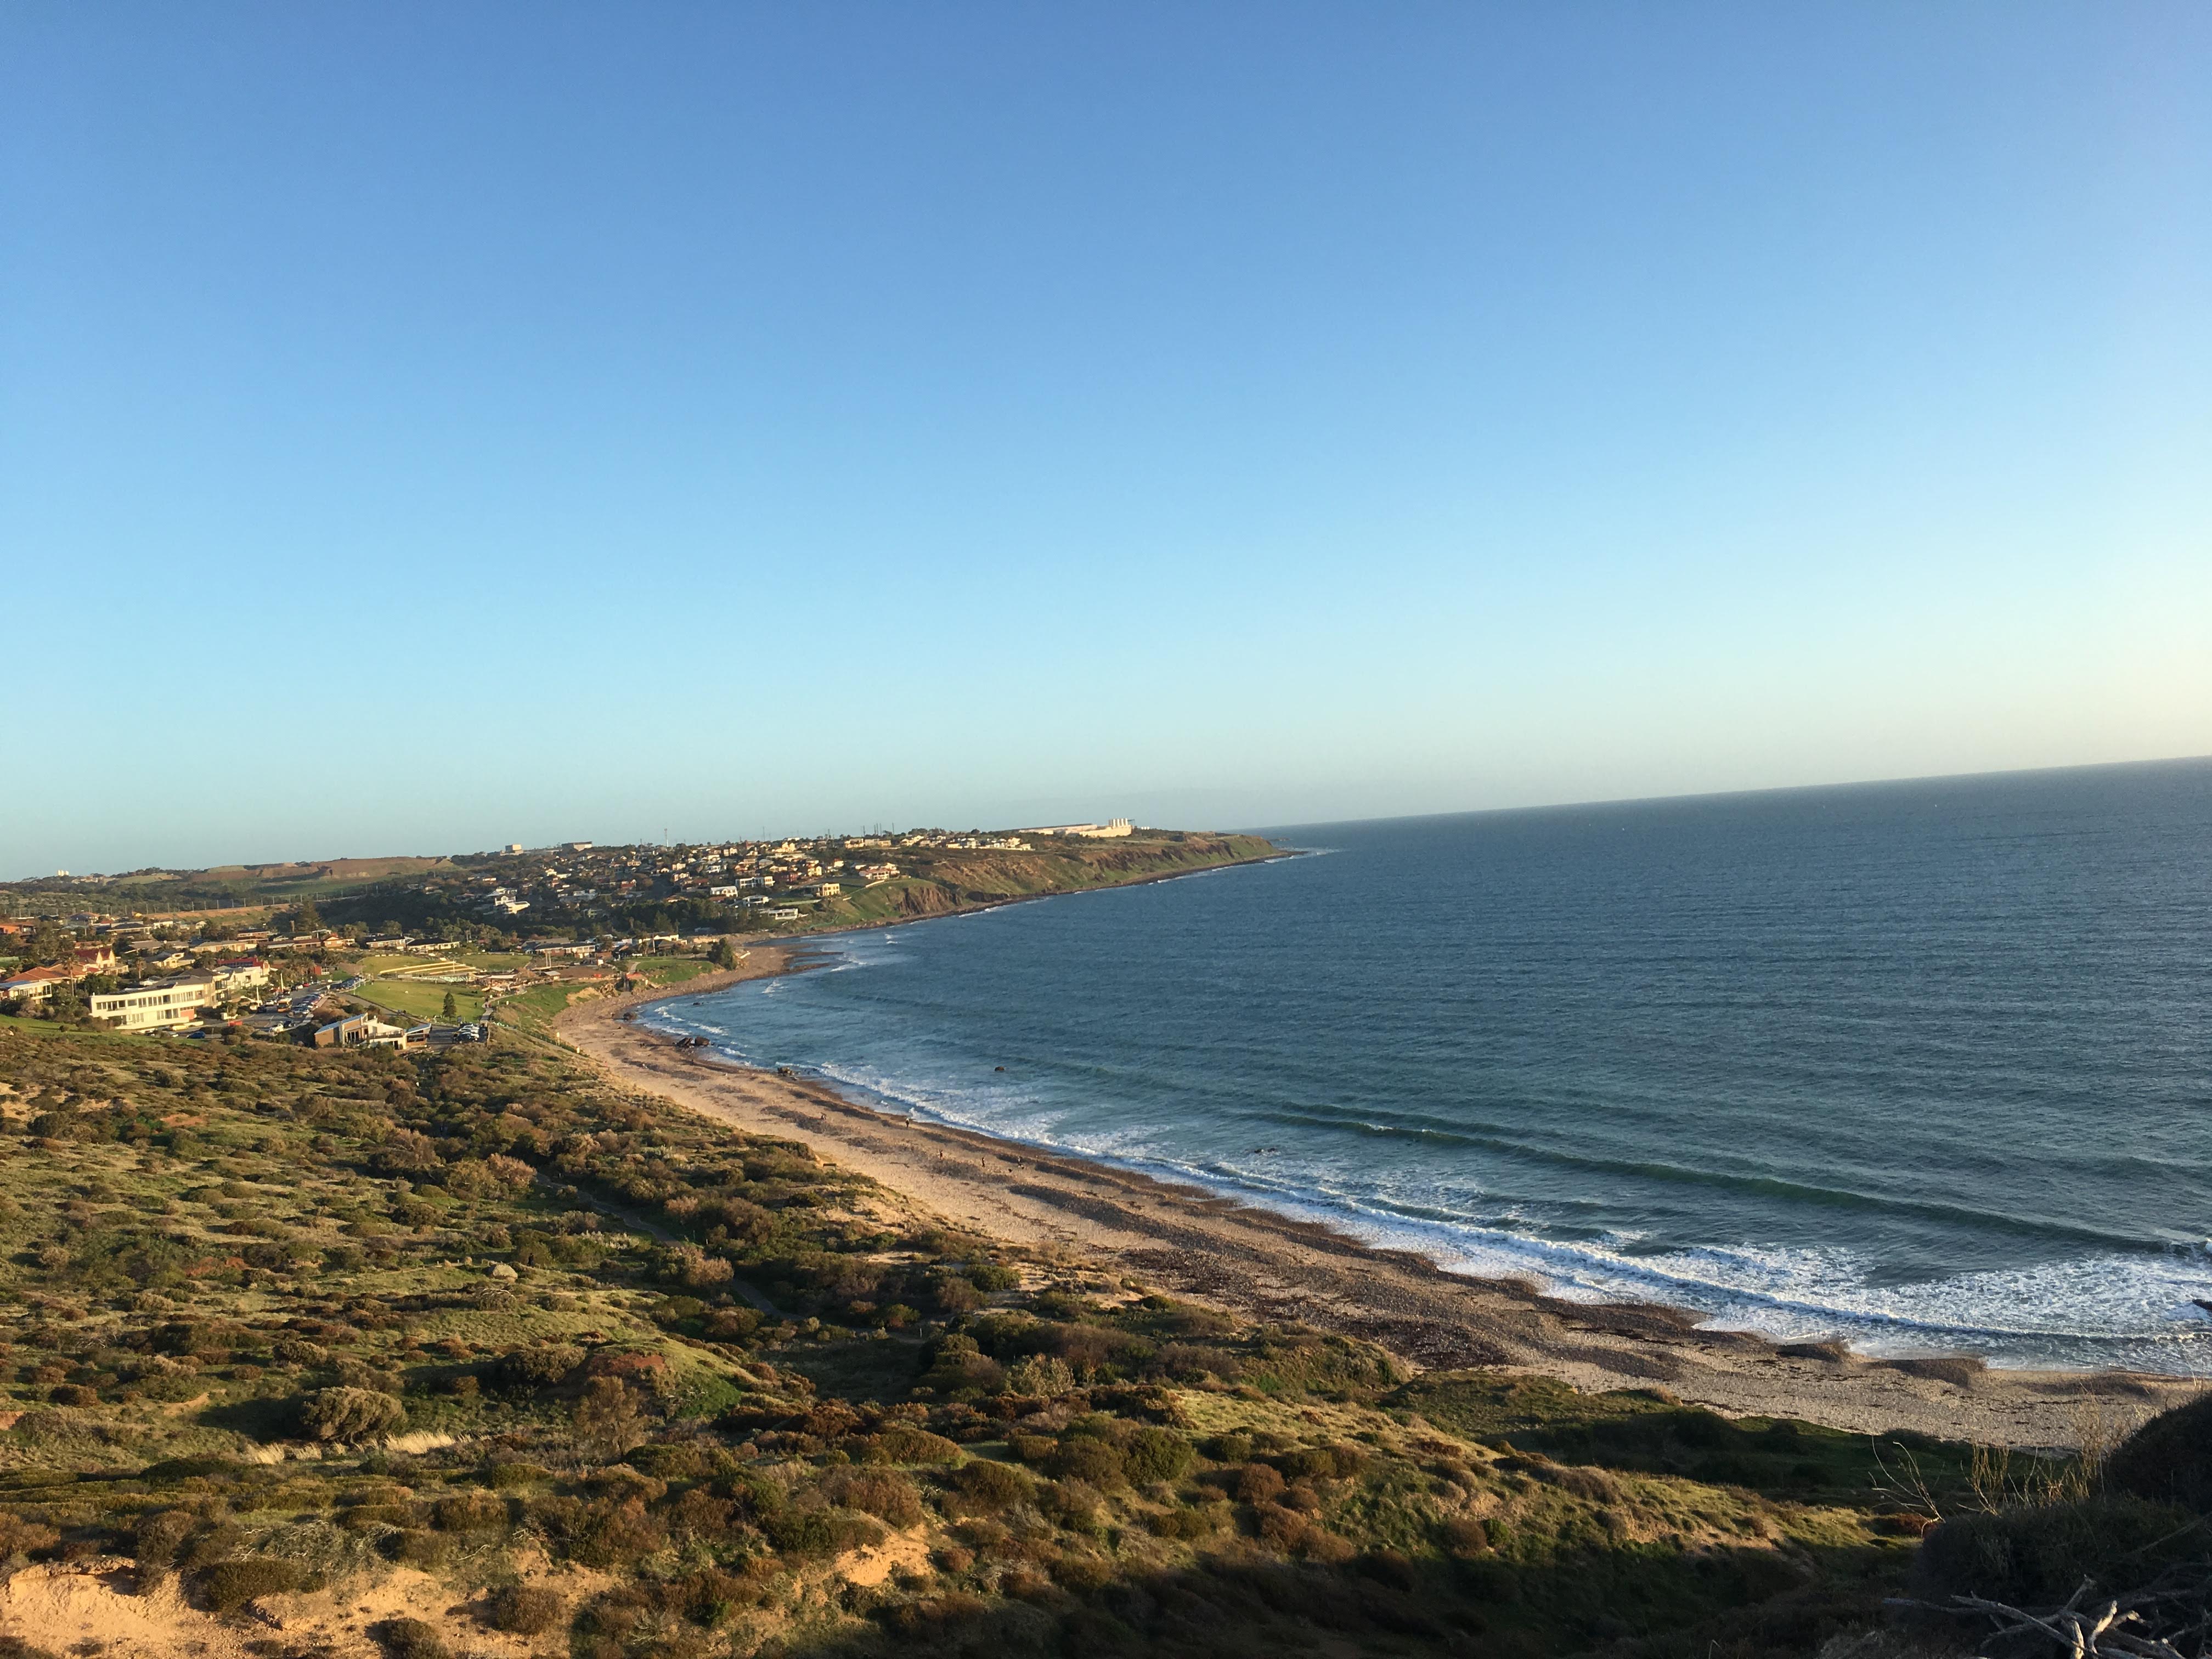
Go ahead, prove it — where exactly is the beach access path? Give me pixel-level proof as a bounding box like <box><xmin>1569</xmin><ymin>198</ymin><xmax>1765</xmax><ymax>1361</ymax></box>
<box><xmin>555</xmin><ymin>950</ymin><xmax>2193</xmax><ymax>1452</ymax></box>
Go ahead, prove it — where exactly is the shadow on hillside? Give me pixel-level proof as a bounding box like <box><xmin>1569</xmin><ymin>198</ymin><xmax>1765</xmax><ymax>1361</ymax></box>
<box><xmin>195</xmin><ymin>1394</ymin><xmax>293</xmax><ymax>1441</ymax></box>
<box><xmin>751</xmin><ymin>1531</ymin><xmax>1894</xmax><ymax>1659</ymax></box>
<box><xmin>1392</xmin><ymin>1372</ymin><xmax>1985</xmax><ymax>1505</ymax></box>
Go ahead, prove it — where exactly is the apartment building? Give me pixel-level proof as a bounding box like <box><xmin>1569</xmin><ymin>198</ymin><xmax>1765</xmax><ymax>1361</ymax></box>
<box><xmin>88</xmin><ymin>977</ymin><xmax>215</xmax><ymax>1031</ymax></box>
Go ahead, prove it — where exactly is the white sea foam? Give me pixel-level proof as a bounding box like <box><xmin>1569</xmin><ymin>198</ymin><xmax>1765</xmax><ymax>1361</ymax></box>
<box><xmin>782</xmin><ymin>1053</ymin><xmax>2212</xmax><ymax>1369</ymax></box>
<box><xmin>635</xmin><ymin>853</ymin><xmax>2212</xmax><ymax>1378</ymax></box>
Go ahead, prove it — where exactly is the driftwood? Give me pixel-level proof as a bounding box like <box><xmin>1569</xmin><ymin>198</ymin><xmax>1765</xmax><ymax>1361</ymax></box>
<box><xmin>1891</xmin><ymin>1564</ymin><xmax>2212</xmax><ymax>1659</ymax></box>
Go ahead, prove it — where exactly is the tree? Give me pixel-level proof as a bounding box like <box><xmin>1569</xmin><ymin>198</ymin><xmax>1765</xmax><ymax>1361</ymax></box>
<box><xmin>441</xmin><ymin>990</ymin><xmax>458</xmax><ymax>1022</ymax></box>
<box><xmin>292</xmin><ymin>897</ymin><xmax>320</xmax><ymax>934</ymax></box>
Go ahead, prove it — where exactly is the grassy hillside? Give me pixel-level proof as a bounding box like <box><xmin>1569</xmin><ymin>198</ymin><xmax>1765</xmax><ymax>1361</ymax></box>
<box><xmin>0</xmin><ymin>1018</ymin><xmax>2029</xmax><ymax>1658</ymax></box>
<box><xmin>5</xmin><ymin>857</ymin><xmax>461</xmax><ymax>918</ymax></box>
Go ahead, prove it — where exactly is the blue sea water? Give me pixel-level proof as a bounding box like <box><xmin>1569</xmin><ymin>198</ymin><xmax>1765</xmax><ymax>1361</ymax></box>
<box><xmin>646</xmin><ymin>759</ymin><xmax>2212</xmax><ymax>1372</ymax></box>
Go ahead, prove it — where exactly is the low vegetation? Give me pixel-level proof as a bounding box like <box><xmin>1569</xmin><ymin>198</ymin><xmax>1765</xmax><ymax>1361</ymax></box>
<box><xmin>0</xmin><ymin>1016</ymin><xmax>2192</xmax><ymax>1658</ymax></box>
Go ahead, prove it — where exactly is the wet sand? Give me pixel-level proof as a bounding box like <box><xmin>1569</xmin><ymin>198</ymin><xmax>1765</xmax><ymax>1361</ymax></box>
<box><xmin>555</xmin><ymin>950</ymin><xmax>2196</xmax><ymax>1451</ymax></box>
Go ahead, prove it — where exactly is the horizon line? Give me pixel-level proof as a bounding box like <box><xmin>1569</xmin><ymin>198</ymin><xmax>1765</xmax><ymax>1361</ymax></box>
<box><xmin>1245</xmin><ymin>750</ymin><xmax>2212</xmax><ymax>836</ymax></box>
<box><xmin>9</xmin><ymin>750</ymin><xmax>2210</xmax><ymax>884</ymax></box>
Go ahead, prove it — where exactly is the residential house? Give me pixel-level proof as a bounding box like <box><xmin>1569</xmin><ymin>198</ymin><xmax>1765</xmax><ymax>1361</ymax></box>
<box><xmin>0</xmin><ymin>966</ymin><xmax>72</xmax><ymax>1004</ymax></box>
<box><xmin>212</xmin><ymin>957</ymin><xmax>271</xmax><ymax>996</ymax></box>
<box><xmin>313</xmin><ymin>1013</ymin><xmax>409</xmax><ymax>1049</ymax></box>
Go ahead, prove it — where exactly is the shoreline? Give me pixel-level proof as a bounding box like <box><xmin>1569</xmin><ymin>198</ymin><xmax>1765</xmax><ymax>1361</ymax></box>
<box><xmin>554</xmin><ymin>947</ymin><xmax>2196</xmax><ymax>1452</ymax></box>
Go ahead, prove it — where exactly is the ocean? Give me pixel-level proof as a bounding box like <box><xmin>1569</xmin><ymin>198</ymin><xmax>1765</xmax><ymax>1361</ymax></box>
<box><xmin>644</xmin><ymin>759</ymin><xmax>2212</xmax><ymax>1373</ymax></box>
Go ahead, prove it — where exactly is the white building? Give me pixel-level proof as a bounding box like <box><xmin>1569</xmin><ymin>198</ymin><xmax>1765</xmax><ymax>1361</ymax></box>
<box><xmin>89</xmin><ymin>978</ymin><xmax>215</xmax><ymax>1031</ymax></box>
<box><xmin>212</xmin><ymin>957</ymin><xmax>271</xmax><ymax>996</ymax></box>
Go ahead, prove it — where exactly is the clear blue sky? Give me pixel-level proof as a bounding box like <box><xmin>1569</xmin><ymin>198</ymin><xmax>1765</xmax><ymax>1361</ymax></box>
<box><xmin>5</xmin><ymin>4</ymin><xmax>2208</xmax><ymax>876</ymax></box>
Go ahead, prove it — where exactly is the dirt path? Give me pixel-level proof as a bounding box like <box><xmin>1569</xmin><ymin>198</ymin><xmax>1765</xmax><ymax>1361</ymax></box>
<box><xmin>556</xmin><ymin>957</ymin><xmax>2192</xmax><ymax>1451</ymax></box>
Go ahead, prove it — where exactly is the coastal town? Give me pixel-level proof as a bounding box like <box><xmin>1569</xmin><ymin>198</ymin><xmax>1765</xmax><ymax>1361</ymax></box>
<box><xmin>0</xmin><ymin>820</ymin><xmax>1223</xmax><ymax>1048</ymax></box>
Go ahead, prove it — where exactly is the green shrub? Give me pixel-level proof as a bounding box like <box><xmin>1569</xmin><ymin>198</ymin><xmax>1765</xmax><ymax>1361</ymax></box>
<box><xmin>944</xmin><ymin>1459</ymin><xmax>1035</xmax><ymax>1514</ymax></box>
<box><xmin>2106</xmin><ymin>1394</ymin><xmax>2212</xmax><ymax>1512</ymax></box>
<box><xmin>296</xmin><ymin>1386</ymin><xmax>406</xmax><ymax>1441</ymax></box>
<box><xmin>823</xmin><ymin>1468</ymin><xmax>923</xmax><ymax>1526</ymax></box>
<box><xmin>0</xmin><ymin>1514</ymin><xmax>60</xmax><ymax>1559</ymax></box>
<box><xmin>1914</xmin><ymin>1496</ymin><xmax>2199</xmax><ymax>1607</ymax></box>
<box><xmin>867</xmin><ymin>1423</ymin><xmax>962</xmax><ymax>1465</ymax></box>
<box><xmin>704</xmin><ymin>1306</ymin><xmax>762</xmax><ymax>1341</ymax></box>
<box><xmin>383</xmin><ymin>1529</ymin><xmax>449</xmax><ymax>1566</ymax></box>
<box><xmin>132</xmin><ymin>1509</ymin><xmax>198</xmax><ymax>1568</ymax></box>
<box><xmin>651</xmin><ymin>1295</ymin><xmax>707</xmax><ymax>1326</ymax></box>
<box><xmin>430</xmin><ymin>1491</ymin><xmax>509</xmax><ymax>1533</ymax></box>
<box><xmin>1042</xmin><ymin>1479</ymin><xmax>1103</xmax><ymax>1532</ymax></box>
<box><xmin>370</xmin><ymin>1617</ymin><xmax>450</xmax><ymax>1659</ymax></box>
<box><xmin>764</xmin><ymin>1505</ymin><xmax>882</xmax><ymax>1558</ymax></box>
<box><xmin>1046</xmin><ymin>1437</ymin><xmax>1125</xmax><ymax>1488</ymax></box>
<box><xmin>493</xmin><ymin>1343</ymin><xmax>583</xmax><ymax>1392</ymax></box>
<box><xmin>198</xmin><ymin>1558</ymin><xmax>304</xmax><ymax>1613</ymax></box>
<box><xmin>1124</xmin><ymin>1426</ymin><xmax>1194</xmax><ymax>1484</ymax></box>
<box><xmin>1149</xmin><ymin>1503</ymin><xmax>1229</xmax><ymax>1539</ymax></box>
<box><xmin>1234</xmin><ymin>1462</ymin><xmax>1285</xmax><ymax>1502</ymax></box>
<box><xmin>484</xmin><ymin>1583</ymin><xmax>567</xmax><ymax>1634</ymax></box>
<box><xmin>567</xmin><ymin>1499</ymin><xmax>668</xmax><ymax>1567</ymax></box>
<box><xmin>1004</xmin><ymin>1354</ymin><xmax>1077</xmax><ymax>1397</ymax></box>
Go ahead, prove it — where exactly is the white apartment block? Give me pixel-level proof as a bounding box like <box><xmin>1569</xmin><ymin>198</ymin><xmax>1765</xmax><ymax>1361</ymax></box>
<box><xmin>89</xmin><ymin>979</ymin><xmax>213</xmax><ymax>1031</ymax></box>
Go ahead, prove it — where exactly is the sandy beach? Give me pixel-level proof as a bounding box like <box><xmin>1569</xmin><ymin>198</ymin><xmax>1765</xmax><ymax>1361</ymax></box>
<box><xmin>555</xmin><ymin>949</ymin><xmax>2196</xmax><ymax>1452</ymax></box>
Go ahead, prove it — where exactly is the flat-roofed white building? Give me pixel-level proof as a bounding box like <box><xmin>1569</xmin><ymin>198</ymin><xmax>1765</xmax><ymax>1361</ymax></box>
<box><xmin>89</xmin><ymin>978</ymin><xmax>214</xmax><ymax>1031</ymax></box>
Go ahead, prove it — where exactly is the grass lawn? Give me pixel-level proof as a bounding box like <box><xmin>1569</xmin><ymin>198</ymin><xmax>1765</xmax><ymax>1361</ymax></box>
<box><xmin>353</xmin><ymin>978</ymin><xmax>485</xmax><ymax>1025</ymax></box>
<box><xmin>494</xmin><ymin>981</ymin><xmax>584</xmax><ymax>1037</ymax></box>
<box><xmin>348</xmin><ymin>952</ymin><xmax>426</xmax><ymax>975</ymax></box>
<box><xmin>449</xmin><ymin>946</ymin><xmax>531</xmax><ymax>970</ymax></box>
<box><xmin>628</xmin><ymin>955</ymin><xmax>721</xmax><ymax>985</ymax></box>
<box><xmin>490</xmin><ymin>956</ymin><xmax>715</xmax><ymax>1037</ymax></box>
<box><xmin>0</xmin><ymin>1013</ymin><xmax>145</xmax><ymax>1046</ymax></box>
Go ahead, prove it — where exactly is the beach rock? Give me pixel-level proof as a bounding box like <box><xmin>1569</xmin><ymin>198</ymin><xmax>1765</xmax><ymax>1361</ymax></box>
<box><xmin>487</xmin><ymin>1262</ymin><xmax>518</xmax><ymax>1280</ymax></box>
